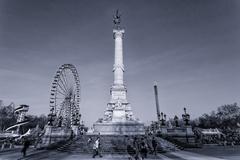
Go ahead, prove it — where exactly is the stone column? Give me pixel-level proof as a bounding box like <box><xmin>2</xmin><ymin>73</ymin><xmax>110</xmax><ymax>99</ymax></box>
<box><xmin>113</xmin><ymin>29</ymin><xmax>125</xmax><ymax>85</ymax></box>
<box><xmin>154</xmin><ymin>82</ymin><xmax>161</xmax><ymax>123</ymax></box>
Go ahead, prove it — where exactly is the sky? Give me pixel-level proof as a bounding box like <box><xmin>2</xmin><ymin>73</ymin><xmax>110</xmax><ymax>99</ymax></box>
<box><xmin>0</xmin><ymin>0</ymin><xmax>240</xmax><ymax>127</ymax></box>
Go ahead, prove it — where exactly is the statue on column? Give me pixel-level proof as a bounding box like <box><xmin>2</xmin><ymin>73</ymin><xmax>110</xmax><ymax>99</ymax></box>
<box><xmin>113</xmin><ymin>9</ymin><xmax>121</xmax><ymax>29</ymax></box>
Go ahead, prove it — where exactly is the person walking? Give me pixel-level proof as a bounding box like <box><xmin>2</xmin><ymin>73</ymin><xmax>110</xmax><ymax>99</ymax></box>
<box><xmin>1</xmin><ymin>140</ymin><xmax>6</xmax><ymax>150</ymax></box>
<box><xmin>127</xmin><ymin>138</ymin><xmax>136</xmax><ymax>160</ymax></box>
<box><xmin>132</xmin><ymin>136</ymin><xmax>142</xmax><ymax>160</ymax></box>
<box><xmin>140</xmin><ymin>138</ymin><xmax>148</xmax><ymax>159</ymax></box>
<box><xmin>152</xmin><ymin>137</ymin><xmax>158</xmax><ymax>156</ymax></box>
<box><xmin>9</xmin><ymin>138</ymin><xmax>14</xmax><ymax>149</ymax></box>
<box><xmin>92</xmin><ymin>137</ymin><xmax>102</xmax><ymax>158</ymax></box>
<box><xmin>21</xmin><ymin>137</ymin><xmax>30</xmax><ymax>157</ymax></box>
<box><xmin>88</xmin><ymin>137</ymin><xmax>93</xmax><ymax>144</ymax></box>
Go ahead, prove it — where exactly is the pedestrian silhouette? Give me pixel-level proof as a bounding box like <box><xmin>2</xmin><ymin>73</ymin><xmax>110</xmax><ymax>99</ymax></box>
<box><xmin>21</xmin><ymin>137</ymin><xmax>30</xmax><ymax>157</ymax></box>
<box><xmin>92</xmin><ymin>137</ymin><xmax>102</xmax><ymax>158</ymax></box>
<box><xmin>152</xmin><ymin>137</ymin><xmax>157</xmax><ymax>155</ymax></box>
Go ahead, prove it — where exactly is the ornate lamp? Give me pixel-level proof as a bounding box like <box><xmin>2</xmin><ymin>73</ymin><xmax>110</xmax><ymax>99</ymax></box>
<box><xmin>160</xmin><ymin>112</ymin><xmax>166</xmax><ymax>126</ymax></box>
<box><xmin>174</xmin><ymin>115</ymin><xmax>179</xmax><ymax>127</ymax></box>
<box><xmin>182</xmin><ymin>107</ymin><xmax>190</xmax><ymax>126</ymax></box>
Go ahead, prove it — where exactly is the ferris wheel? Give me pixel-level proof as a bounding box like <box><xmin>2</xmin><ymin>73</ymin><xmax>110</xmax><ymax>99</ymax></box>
<box><xmin>49</xmin><ymin>64</ymin><xmax>81</xmax><ymax>128</ymax></box>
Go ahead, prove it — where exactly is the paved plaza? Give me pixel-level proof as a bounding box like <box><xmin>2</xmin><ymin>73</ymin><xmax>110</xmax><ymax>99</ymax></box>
<box><xmin>1</xmin><ymin>146</ymin><xmax>240</xmax><ymax>160</ymax></box>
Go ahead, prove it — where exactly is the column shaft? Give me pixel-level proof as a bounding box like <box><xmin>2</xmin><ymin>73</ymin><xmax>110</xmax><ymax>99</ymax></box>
<box><xmin>113</xmin><ymin>29</ymin><xmax>124</xmax><ymax>85</ymax></box>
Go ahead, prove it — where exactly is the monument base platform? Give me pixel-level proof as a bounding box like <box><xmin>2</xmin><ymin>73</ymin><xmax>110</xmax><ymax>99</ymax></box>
<box><xmin>93</xmin><ymin>121</ymin><xmax>145</xmax><ymax>135</ymax></box>
<box><xmin>39</xmin><ymin>125</ymin><xmax>73</xmax><ymax>148</ymax></box>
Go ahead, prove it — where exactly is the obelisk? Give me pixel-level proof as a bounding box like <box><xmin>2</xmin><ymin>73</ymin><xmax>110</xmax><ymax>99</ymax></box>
<box><xmin>93</xmin><ymin>10</ymin><xmax>144</xmax><ymax>135</ymax></box>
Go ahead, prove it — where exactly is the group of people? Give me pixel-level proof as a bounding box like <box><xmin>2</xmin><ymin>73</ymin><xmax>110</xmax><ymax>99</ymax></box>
<box><xmin>127</xmin><ymin>136</ymin><xmax>158</xmax><ymax>160</ymax></box>
<box><xmin>88</xmin><ymin>135</ymin><xmax>159</xmax><ymax>159</ymax></box>
<box><xmin>1</xmin><ymin>134</ymin><xmax>160</xmax><ymax>159</ymax></box>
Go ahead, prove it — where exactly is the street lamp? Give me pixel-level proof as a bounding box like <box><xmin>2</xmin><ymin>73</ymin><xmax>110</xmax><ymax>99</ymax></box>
<box><xmin>174</xmin><ymin>115</ymin><xmax>179</xmax><ymax>127</ymax></box>
<box><xmin>182</xmin><ymin>107</ymin><xmax>190</xmax><ymax>126</ymax></box>
<box><xmin>160</xmin><ymin>112</ymin><xmax>166</xmax><ymax>126</ymax></box>
<box><xmin>182</xmin><ymin>107</ymin><xmax>190</xmax><ymax>143</ymax></box>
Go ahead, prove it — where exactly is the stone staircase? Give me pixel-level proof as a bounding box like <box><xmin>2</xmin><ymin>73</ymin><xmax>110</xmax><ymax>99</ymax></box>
<box><xmin>57</xmin><ymin>135</ymin><xmax>127</xmax><ymax>154</ymax></box>
<box><xmin>56</xmin><ymin>135</ymin><xmax>179</xmax><ymax>154</ymax></box>
<box><xmin>157</xmin><ymin>137</ymin><xmax>182</xmax><ymax>151</ymax></box>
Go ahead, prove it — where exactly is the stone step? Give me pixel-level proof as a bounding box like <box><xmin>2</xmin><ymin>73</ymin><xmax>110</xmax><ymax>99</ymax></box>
<box><xmin>56</xmin><ymin>135</ymin><xmax>177</xmax><ymax>154</ymax></box>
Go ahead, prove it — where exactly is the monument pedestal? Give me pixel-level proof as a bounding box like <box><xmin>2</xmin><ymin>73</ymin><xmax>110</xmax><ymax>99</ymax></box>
<box><xmin>186</xmin><ymin>126</ymin><xmax>194</xmax><ymax>136</ymax></box>
<box><xmin>40</xmin><ymin>125</ymin><xmax>72</xmax><ymax>148</ymax></box>
<box><xmin>93</xmin><ymin>121</ymin><xmax>144</xmax><ymax>135</ymax></box>
<box><xmin>159</xmin><ymin>126</ymin><xmax>168</xmax><ymax>134</ymax></box>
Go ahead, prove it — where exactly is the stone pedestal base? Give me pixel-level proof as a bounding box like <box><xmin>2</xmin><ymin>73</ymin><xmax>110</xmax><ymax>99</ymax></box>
<box><xmin>40</xmin><ymin>125</ymin><xmax>72</xmax><ymax>148</ymax></box>
<box><xmin>158</xmin><ymin>126</ymin><xmax>196</xmax><ymax>145</ymax></box>
<box><xmin>186</xmin><ymin>126</ymin><xmax>194</xmax><ymax>136</ymax></box>
<box><xmin>93</xmin><ymin>121</ymin><xmax>145</xmax><ymax>135</ymax></box>
<box><xmin>159</xmin><ymin>126</ymin><xmax>168</xmax><ymax>134</ymax></box>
